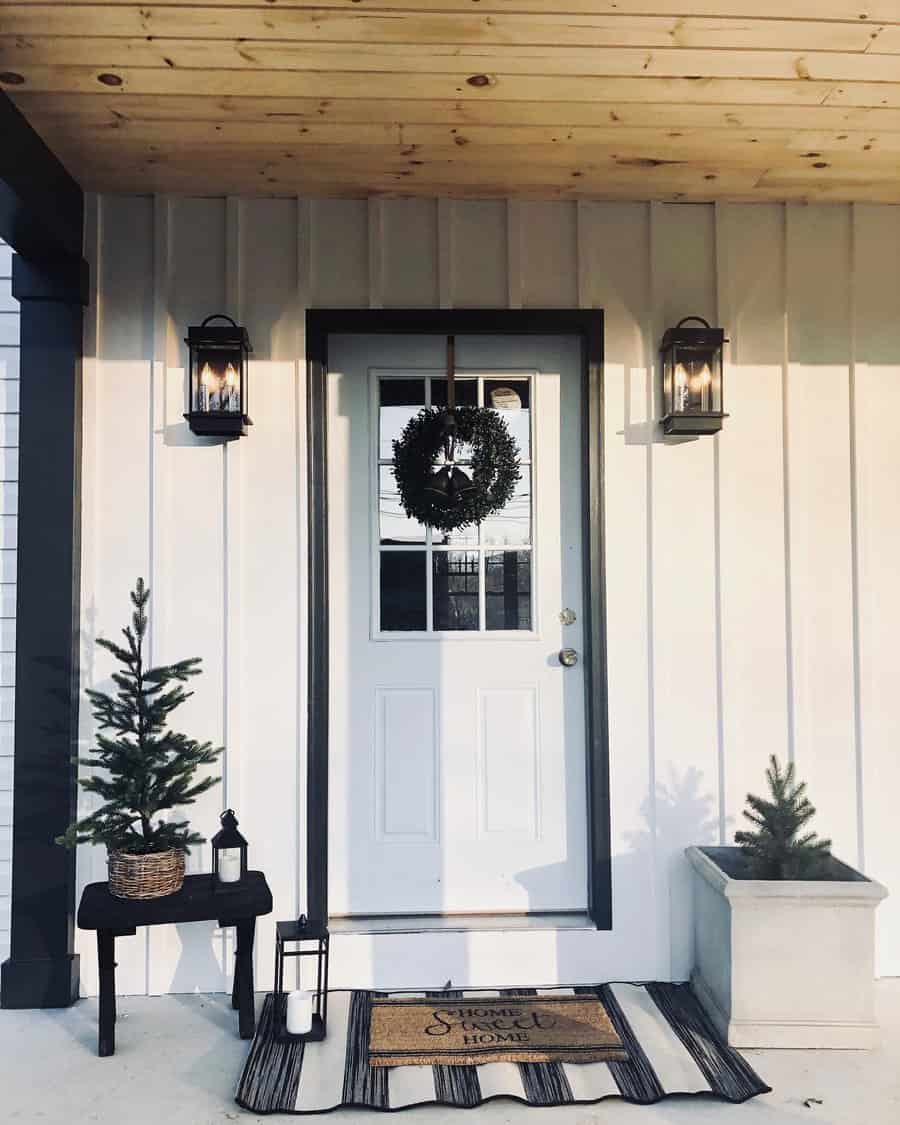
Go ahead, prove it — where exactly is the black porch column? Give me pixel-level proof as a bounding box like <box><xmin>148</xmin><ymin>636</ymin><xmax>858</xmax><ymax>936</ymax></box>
<box><xmin>0</xmin><ymin>254</ymin><xmax>87</xmax><ymax>1008</ymax></box>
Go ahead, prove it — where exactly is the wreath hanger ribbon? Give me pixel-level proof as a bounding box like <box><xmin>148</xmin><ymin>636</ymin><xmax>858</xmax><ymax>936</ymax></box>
<box><xmin>426</xmin><ymin>335</ymin><xmax>475</xmax><ymax>503</ymax></box>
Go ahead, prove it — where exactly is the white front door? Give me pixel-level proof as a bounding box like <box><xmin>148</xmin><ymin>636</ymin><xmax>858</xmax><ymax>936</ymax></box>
<box><xmin>327</xmin><ymin>334</ymin><xmax>587</xmax><ymax>916</ymax></box>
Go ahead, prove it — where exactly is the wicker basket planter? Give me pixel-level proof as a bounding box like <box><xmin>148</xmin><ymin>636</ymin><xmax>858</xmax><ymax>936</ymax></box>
<box><xmin>108</xmin><ymin>848</ymin><xmax>185</xmax><ymax>900</ymax></box>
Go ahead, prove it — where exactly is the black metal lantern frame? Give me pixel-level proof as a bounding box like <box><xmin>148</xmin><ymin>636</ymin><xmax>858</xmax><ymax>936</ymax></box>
<box><xmin>184</xmin><ymin>314</ymin><xmax>253</xmax><ymax>438</ymax></box>
<box><xmin>211</xmin><ymin>809</ymin><xmax>249</xmax><ymax>890</ymax></box>
<box><xmin>660</xmin><ymin>316</ymin><xmax>728</xmax><ymax>436</ymax></box>
<box><xmin>273</xmin><ymin>915</ymin><xmax>330</xmax><ymax>1043</ymax></box>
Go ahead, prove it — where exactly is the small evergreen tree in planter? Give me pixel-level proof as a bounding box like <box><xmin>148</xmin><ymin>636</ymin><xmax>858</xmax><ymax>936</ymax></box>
<box><xmin>734</xmin><ymin>754</ymin><xmax>832</xmax><ymax>879</ymax></box>
<box><xmin>686</xmin><ymin>755</ymin><xmax>887</xmax><ymax>1048</ymax></box>
<box><xmin>58</xmin><ymin>579</ymin><xmax>222</xmax><ymax>899</ymax></box>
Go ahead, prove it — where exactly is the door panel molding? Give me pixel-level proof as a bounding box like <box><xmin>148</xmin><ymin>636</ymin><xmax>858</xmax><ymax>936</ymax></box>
<box><xmin>306</xmin><ymin>309</ymin><xmax>610</xmax><ymax>929</ymax></box>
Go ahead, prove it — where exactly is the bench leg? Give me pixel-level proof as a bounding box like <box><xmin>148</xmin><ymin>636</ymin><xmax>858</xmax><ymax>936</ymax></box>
<box><xmin>235</xmin><ymin>919</ymin><xmax>256</xmax><ymax>1039</ymax></box>
<box><xmin>97</xmin><ymin>930</ymin><xmax>117</xmax><ymax>1057</ymax></box>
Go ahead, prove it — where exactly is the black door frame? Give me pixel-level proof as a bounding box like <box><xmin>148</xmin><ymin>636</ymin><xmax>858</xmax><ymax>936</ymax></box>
<box><xmin>305</xmin><ymin>308</ymin><xmax>611</xmax><ymax>930</ymax></box>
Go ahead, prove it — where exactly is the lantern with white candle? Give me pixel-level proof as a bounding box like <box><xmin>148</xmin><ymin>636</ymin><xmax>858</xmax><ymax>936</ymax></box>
<box><xmin>273</xmin><ymin>915</ymin><xmax>330</xmax><ymax>1042</ymax></box>
<box><xmin>211</xmin><ymin>809</ymin><xmax>248</xmax><ymax>890</ymax></box>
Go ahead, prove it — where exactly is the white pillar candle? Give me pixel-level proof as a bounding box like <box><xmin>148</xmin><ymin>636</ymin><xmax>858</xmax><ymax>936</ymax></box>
<box><xmin>286</xmin><ymin>989</ymin><xmax>313</xmax><ymax>1036</ymax></box>
<box><xmin>217</xmin><ymin>849</ymin><xmax>242</xmax><ymax>884</ymax></box>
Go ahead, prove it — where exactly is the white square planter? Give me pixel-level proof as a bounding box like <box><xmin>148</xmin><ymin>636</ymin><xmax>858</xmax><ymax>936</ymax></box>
<box><xmin>686</xmin><ymin>845</ymin><xmax>887</xmax><ymax>1049</ymax></box>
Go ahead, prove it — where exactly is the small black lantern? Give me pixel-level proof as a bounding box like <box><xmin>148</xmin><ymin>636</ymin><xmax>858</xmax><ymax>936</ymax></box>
<box><xmin>211</xmin><ymin>809</ymin><xmax>248</xmax><ymax>889</ymax></box>
<box><xmin>184</xmin><ymin>314</ymin><xmax>253</xmax><ymax>438</ymax></box>
<box><xmin>660</xmin><ymin>316</ymin><xmax>728</xmax><ymax>436</ymax></box>
<box><xmin>273</xmin><ymin>915</ymin><xmax>330</xmax><ymax>1042</ymax></box>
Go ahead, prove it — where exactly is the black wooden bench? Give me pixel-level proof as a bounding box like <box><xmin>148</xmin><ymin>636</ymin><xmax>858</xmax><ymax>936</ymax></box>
<box><xmin>77</xmin><ymin>871</ymin><xmax>272</xmax><ymax>1056</ymax></box>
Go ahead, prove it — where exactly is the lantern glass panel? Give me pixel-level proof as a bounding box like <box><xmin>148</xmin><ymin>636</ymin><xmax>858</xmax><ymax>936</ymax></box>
<box><xmin>671</xmin><ymin>343</ymin><xmax>721</xmax><ymax>415</ymax></box>
<box><xmin>192</xmin><ymin>346</ymin><xmax>244</xmax><ymax>415</ymax></box>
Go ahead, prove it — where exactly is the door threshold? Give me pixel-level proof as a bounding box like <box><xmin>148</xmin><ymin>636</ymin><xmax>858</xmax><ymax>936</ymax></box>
<box><xmin>328</xmin><ymin>912</ymin><xmax>593</xmax><ymax>935</ymax></box>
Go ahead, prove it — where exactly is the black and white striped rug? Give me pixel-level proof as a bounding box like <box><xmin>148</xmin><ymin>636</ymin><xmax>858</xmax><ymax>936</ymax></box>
<box><xmin>236</xmin><ymin>984</ymin><xmax>770</xmax><ymax>1115</ymax></box>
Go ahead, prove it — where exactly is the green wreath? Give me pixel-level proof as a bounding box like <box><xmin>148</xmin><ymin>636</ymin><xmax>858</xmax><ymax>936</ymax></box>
<box><xmin>392</xmin><ymin>406</ymin><xmax>520</xmax><ymax>533</ymax></box>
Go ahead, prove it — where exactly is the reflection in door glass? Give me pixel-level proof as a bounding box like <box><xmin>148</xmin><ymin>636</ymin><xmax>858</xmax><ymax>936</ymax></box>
<box><xmin>485</xmin><ymin>378</ymin><xmax>531</xmax><ymax>460</ymax></box>
<box><xmin>380</xmin><ymin>551</ymin><xmax>427</xmax><ymax>631</ymax></box>
<box><xmin>485</xmin><ymin>551</ymin><xmax>532</xmax><ymax>631</ymax></box>
<box><xmin>379</xmin><ymin>465</ymin><xmax>426</xmax><ymax>544</ymax></box>
<box><xmin>480</xmin><ymin>478</ymin><xmax>531</xmax><ymax>546</ymax></box>
<box><xmin>379</xmin><ymin>378</ymin><xmax>425</xmax><ymax>459</ymax></box>
<box><xmin>433</xmin><ymin>551</ymin><xmax>480</xmax><ymax>631</ymax></box>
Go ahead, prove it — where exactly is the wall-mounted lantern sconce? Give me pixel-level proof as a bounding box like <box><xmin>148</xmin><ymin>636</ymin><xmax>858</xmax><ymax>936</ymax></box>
<box><xmin>660</xmin><ymin>316</ymin><xmax>728</xmax><ymax>436</ymax></box>
<box><xmin>184</xmin><ymin>314</ymin><xmax>252</xmax><ymax>438</ymax></box>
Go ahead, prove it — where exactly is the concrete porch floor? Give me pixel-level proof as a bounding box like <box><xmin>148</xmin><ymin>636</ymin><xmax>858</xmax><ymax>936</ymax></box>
<box><xmin>1</xmin><ymin>982</ymin><xmax>898</xmax><ymax>1124</ymax></box>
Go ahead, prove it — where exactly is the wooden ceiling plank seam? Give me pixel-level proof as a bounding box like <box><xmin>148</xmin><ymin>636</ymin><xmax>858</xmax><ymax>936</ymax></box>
<box><xmin>0</xmin><ymin>15</ymin><xmax>895</xmax><ymax>53</ymax></box>
<box><xmin>3</xmin><ymin>2</ymin><xmax>900</xmax><ymax>24</ymax></box>
<box><xmin>8</xmin><ymin>67</ymin><xmax>900</xmax><ymax>107</ymax></box>
<box><xmin>12</xmin><ymin>92</ymin><xmax>900</xmax><ymax>131</ymax></box>
<box><xmin>7</xmin><ymin>41</ymin><xmax>900</xmax><ymax>81</ymax></box>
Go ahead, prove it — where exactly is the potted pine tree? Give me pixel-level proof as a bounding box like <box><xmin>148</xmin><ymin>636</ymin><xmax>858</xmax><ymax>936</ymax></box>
<box><xmin>686</xmin><ymin>756</ymin><xmax>887</xmax><ymax>1048</ymax></box>
<box><xmin>58</xmin><ymin>579</ymin><xmax>222</xmax><ymax>899</ymax></box>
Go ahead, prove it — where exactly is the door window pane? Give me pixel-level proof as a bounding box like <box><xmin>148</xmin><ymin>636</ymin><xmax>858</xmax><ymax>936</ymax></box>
<box><xmin>380</xmin><ymin>551</ymin><xmax>427</xmax><ymax>631</ymax></box>
<box><xmin>376</xmin><ymin>372</ymin><xmax>534</xmax><ymax>635</ymax></box>
<box><xmin>380</xmin><ymin>378</ymin><xmax>425</xmax><ymax>460</ymax></box>
<box><xmin>433</xmin><ymin>551</ymin><xmax>480</xmax><ymax>631</ymax></box>
<box><xmin>379</xmin><ymin>465</ymin><xmax>426</xmax><ymax>544</ymax></box>
<box><xmin>433</xmin><ymin>519</ymin><xmax>479</xmax><ymax>548</ymax></box>
<box><xmin>486</xmin><ymin>551</ymin><xmax>532</xmax><ymax>631</ymax></box>
<box><xmin>481</xmin><ymin>476</ymin><xmax>531</xmax><ymax>546</ymax></box>
<box><xmin>431</xmin><ymin>377</ymin><xmax>478</xmax><ymax>409</ymax></box>
<box><xmin>486</xmin><ymin>378</ymin><xmax>531</xmax><ymax>460</ymax></box>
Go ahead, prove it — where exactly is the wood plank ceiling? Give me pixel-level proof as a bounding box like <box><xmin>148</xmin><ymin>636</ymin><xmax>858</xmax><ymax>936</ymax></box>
<box><xmin>1</xmin><ymin>1</ymin><xmax>900</xmax><ymax>200</ymax></box>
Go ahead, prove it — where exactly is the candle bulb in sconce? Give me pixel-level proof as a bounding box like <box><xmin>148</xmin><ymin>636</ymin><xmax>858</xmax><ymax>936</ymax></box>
<box><xmin>224</xmin><ymin>363</ymin><xmax>240</xmax><ymax>412</ymax></box>
<box><xmin>286</xmin><ymin>990</ymin><xmax>314</xmax><ymax>1036</ymax></box>
<box><xmin>198</xmin><ymin>363</ymin><xmax>213</xmax><ymax>412</ymax></box>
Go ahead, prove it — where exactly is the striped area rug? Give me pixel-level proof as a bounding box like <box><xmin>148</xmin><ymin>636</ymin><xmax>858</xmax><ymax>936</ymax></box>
<box><xmin>236</xmin><ymin>984</ymin><xmax>770</xmax><ymax>1115</ymax></box>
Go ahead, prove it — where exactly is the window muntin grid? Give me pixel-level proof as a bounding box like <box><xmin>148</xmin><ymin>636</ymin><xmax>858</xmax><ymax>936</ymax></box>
<box><xmin>374</xmin><ymin>372</ymin><xmax>535</xmax><ymax>637</ymax></box>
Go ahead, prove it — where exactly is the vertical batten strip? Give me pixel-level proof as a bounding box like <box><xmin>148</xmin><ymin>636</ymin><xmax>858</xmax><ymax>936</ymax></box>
<box><xmin>645</xmin><ymin>201</ymin><xmax>664</xmax><ymax>980</ymax></box>
<box><xmin>75</xmin><ymin>192</ymin><xmax>107</xmax><ymax>994</ymax></box>
<box><xmin>368</xmin><ymin>198</ymin><xmax>384</xmax><ymax>310</ymax></box>
<box><xmin>506</xmin><ymin>201</ymin><xmax>522</xmax><ymax>310</ymax></box>
<box><xmin>148</xmin><ymin>192</ymin><xmax>172</xmax><ymax>996</ymax></box>
<box><xmin>780</xmin><ymin>204</ymin><xmax>796</xmax><ymax>767</ymax></box>
<box><xmin>575</xmin><ymin>201</ymin><xmax>590</xmax><ymax>312</ymax></box>
<box><xmin>847</xmin><ymin>205</ymin><xmax>864</xmax><ymax>872</ymax></box>
<box><xmin>296</xmin><ymin>197</ymin><xmax>312</xmax><ymax>935</ymax></box>
<box><xmin>221</xmin><ymin>197</ymin><xmax>243</xmax><ymax>980</ymax></box>
<box><xmin>150</xmin><ymin>194</ymin><xmax>172</xmax><ymax>994</ymax></box>
<box><xmin>223</xmin><ymin>197</ymin><xmax>243</xmax><ymax>816</ymax></box>
<box><xmin>712</xmin><ymin>204</ymin><xmax>727</xmax><ymax>846</ymax></box>
<box><xmin>438</xmin><ymin>199</ymin><xmax>453</xmax><ymax>310</ymax></box>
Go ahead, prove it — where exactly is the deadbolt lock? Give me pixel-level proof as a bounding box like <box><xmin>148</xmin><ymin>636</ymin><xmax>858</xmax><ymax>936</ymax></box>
<box><xmin>559</xmin><ymin>608</ymin><xmax>577</xmax><ymax>625</ymax></box>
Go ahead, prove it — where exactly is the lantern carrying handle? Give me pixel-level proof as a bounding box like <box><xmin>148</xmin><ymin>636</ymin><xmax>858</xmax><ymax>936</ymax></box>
<box><xmin>674</xmin><ymin>316</ymin><xmax>712</xmax><ymax>330</ymax></box>
<box><xmin>200</xmin><ymin>314</ymin><xmax>240</xmax><ymax>329</ymax></box>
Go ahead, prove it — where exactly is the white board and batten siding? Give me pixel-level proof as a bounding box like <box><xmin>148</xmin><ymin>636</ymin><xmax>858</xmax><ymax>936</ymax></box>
<box><xmin>0</xmin><ymin>240</ymin><xmax>19</xmax><ymax>965</ymax></box>
<box><xmin>81</xmin><ymin>197</ymin><xmax>900</xmax><ymax>996</ymax></box>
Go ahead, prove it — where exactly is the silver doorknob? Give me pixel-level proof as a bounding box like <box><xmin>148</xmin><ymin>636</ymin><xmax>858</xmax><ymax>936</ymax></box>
<box><xmin>558</xmin><ymin>648</ymin><xmax>579</xmax><ymax>667</ymax></box>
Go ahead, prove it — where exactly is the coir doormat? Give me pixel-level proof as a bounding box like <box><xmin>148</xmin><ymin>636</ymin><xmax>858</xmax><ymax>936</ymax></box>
<box><xmin>236</xmin><ymin>984</ymin><xmax>771</xmax><ymax>1115</ymax></box>
<box><xmin>368</xmin><ymin>994</ymin><xmax>627</xmax><ymax>1066</ymax></box>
